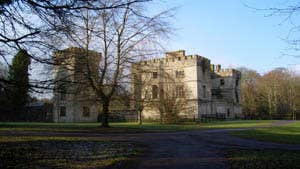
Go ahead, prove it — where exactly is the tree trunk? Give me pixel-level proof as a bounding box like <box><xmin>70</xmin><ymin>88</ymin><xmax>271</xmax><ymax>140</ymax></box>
<box><xmin>101</xmin><ymin>101</ymin><xmax>110</xmax><ymax>127</ymax></box>
<box><xmin>139</xmin><ymin>110</ymin><xmax>142</xmax><ymax>125</ymax></box>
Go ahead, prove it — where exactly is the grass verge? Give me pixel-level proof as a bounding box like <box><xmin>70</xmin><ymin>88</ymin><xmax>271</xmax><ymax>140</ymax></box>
<box><xmin>231</xmin><ymin>121</ymin><xmax>300</xmax><ymax>144</ymax></box>
<box><xmin>0</xmin><ymin>120</ymin><xmax>276</xmax><ymax>133</ymax></box>
<box><xmin>227</xmin><ymin>149</ymin><xmax>300</xmax><ymax>169</ymax></box>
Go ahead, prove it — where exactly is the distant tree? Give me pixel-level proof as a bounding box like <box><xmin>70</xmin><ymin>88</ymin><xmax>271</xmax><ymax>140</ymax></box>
<box><xmin>238</xmin><ymin>67</ymin><xmax>300</xmax><ymax>120</ymax></box>
<box><xmin>7</xmin><ymin>49</ymin><xmax>31</xmax><ymax>120</ymax></box>
<box><xmin>237</xmin><ymin>67</ymin><xmax>261</xmax><ymax>119</ymax></box>
<box><xmin>0</xmin><ymin>62</ymin><xmax>9</xmax><ymax>119</ymax></box>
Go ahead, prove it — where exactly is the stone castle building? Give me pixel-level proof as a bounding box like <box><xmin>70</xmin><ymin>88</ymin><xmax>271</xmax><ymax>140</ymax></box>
<box><xmin>131</xmin><ymin>50</ymin><xmax>242</xmax><ymax>120</ymax></box>
<box><xmin>53</xmin><ymin>47</ymin><xmax>131</xmax><ymax>122</ymax></box>
<box><xmin>53</xmin><ymin>47</ymin><xmax>101</xmax><ymax>122</ymax></box>
<box><xmin>53</xmin><ymin>48</ymin><xmax>242</xmax><ymax>122</ymax></box>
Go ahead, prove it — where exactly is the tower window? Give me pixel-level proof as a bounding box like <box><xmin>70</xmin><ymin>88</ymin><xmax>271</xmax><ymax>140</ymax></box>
<box><xmin>235</xmin><ymin>90</ymin><xmax>239</xmax><ymax>103</ymax></box>
<box><xmin>152</xmin><ymin>85</ymin><xmax>158</xmax><ymax>99</ymax></box>
<box><xmin>60</xmin><ymin>86</ymin><xmax>66</xmax><ymax>101</ymax></box>
<box><xmin>176</xmin><ymin>85</ymin><xmax>185</xmax><ymax>98</ymax></box>
<box><xmin>236</xmin><ymin>78</ymin><xmax>239</xmax><ymax>86</ymax></box>
<box><xmin>175</xmin><ymin>70</ymin><xmax>184</xmax><ymax>78</ymax></box>
<box><xmin>220</xmin><ymin>79</ymin><xmax>225</xmax><ymax>86</ymax></box>
<box><xmin>203</xmin><ymin>85</ymin><xmax>206</xmax><ymax>98</ymax></box>
<box><xmin>60</xmin><ymin>106</ymin><xmax>66</xmax><ymax>117</ymax></box>
<box><xmin>227</xmin><ymin>109</ymin><xmax>230</xmax><ymax>117</ymax></box>
<box><xmin>82</xmin><ymin>106</ymin><xmax>90</xmax><ymax>117</ymax></box>
<box><xmin>152</xmin><ymin>72</ymin><xmax>158</xmax><ymax>79</ymax></box>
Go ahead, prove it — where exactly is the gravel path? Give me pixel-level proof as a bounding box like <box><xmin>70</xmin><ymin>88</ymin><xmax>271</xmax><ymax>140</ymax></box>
<box><xmin>0</xmin><ymin>120</ymin><xmax>298</xmax><ymax>169</ymax></box>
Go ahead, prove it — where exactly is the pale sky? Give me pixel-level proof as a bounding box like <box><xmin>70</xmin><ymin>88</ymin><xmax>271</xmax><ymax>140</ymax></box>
<box><xmin>155</xmin><ymin>0</ymin><xmax>300</xmax><ymax>74</ymax></box>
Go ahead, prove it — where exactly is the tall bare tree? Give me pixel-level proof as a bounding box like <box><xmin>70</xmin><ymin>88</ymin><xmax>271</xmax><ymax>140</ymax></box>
<box><xmin>57</xmin><ymin>0</ymin><xmax>173</xmax><ymax>127</ymax></box>
<box><xmin>0</xmin><ymin>0</ymin><xmax>151</xmax><ymax>93</ymax></box>
<box><xmin>243</xmin><ymin>1</ymin><xmax>300</xmax><ymax>57</ymax></box>
<box><xmin>132</xmin><ymin>63</ymin><xmax>194</xmax><ymax>124</ymax></box>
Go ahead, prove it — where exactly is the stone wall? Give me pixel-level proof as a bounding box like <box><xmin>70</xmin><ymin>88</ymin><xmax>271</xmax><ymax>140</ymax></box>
<box><xmin>131</xmin><ymin>50</ymin><xmax>243</xmax><ymax>120</ymax></box>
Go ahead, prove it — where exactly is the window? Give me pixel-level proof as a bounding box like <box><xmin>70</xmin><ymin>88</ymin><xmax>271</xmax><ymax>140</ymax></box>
<box><xmin>227</xmin><ymin>109</ymin><xmax>230</xmax><ymax>117</ymax></box>
<box><xmin>176</xmin><ymin>85</ymin><xmax>184</xmax><ymax>98</ymax></box>
<box><xmin>235</xmin><ymin>78</ymin><xmax>239</xmax><ymax>86</ymax></box>
<box><xmin>220</xmin><ymin>79</ymin><xmax>225</xmax><ymax>86</ymax></box>
<box><xmin>202</xmin><ymin>85</ymin><xmax>206</xmax><ymax>98</ymax></box>
<box><xmin>152</xmin><ymin>85</ymin><xmax>158</xmax><ymax>99</ymax></box>
<box><xmin>202</xmin><ymin>60</ymin><xmax>206</xmax><ymax>74</ymax></box>
<box><xmin>175</xmin><ymin>70</ymin><xmax>184</xmax><ymax>78</ymax></box>
<box><xmin>82</xmin><ymin>106</ymin><xmax>90</xmax><ymax>117</ymax></box>
<box><xmin>60</xmin><ymin>86</ymin><xmax>66</xmax><ymax>101</ymax></box>
<box><xmin>235</xmin><ymin>90</ymin><xmax>239</xmax><ymax>103</ymax></box>
<box><xmin>152</xmin><ymin>72</ymin><xmax>158</xmax><ymax>79</ymax></box>
<box><xmin>60</xmin><ymin>106</ymin><xmax>66</xmax><ymax>117</ymax></box>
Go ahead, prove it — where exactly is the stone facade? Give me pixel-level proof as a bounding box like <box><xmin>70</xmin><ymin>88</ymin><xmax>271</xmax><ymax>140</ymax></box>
<box><xmin>53</xmin><ymin>47</ymin><xmax>101</xmax><ymax>122</ymax></box>
<box><xmin>53</xmin><ymin>47</ymin><xmax>134</xmax><ymax>122</ymax></box>
<box><xmin>131</xmin><ymin>50</ymin><xmax>242</xmax><ymax>120</ymax></box>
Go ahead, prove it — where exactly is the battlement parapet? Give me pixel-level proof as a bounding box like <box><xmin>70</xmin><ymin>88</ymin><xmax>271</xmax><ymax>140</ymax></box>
<box><xmin>211</xmin><ymin>65</ymin><xmax>241</xmax><ymax>77</ymax></box>
<box><xmin>135</xmin><ymin>51</ymin><xmax>210</xmax><ymax>66</ymax></box>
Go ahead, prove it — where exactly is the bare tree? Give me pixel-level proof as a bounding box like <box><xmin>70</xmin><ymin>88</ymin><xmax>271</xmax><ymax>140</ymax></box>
<box><xmin>56</xmin><ymin>0</ymin><xmax>174</xmax><ymax>127</ymax></box>
<box><xmin>132</xmin><ymin>63</ymin><xmax>194</xmax><ymax>124</ymax></box>
<box><xmin>243</xmin><ymin>1</ymin><xmax>300</xmax><ymax>57</ymax></box>
<box><xmin>0</xmin><ymin>0</ymin><xmax>151</xmax><ymax>93</ymax></box>
<box><xmin>237</xmin><ymin>67</ymin><xmax>261</xmax><ymax>119</ymax></box>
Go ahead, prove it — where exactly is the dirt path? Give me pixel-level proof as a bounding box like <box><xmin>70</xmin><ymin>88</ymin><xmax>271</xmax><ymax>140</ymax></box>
<box><xmin>130</xmin><ymin>120</ymin><xmax>299</xmax><ymax>169</ymax></box>
<box><xmin>0</xmin><ymin>120</ymin><xmax>298</xmax><ymax>169</ymax></box>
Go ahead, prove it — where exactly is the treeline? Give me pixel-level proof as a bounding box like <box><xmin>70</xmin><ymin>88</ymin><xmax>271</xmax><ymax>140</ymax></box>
<box><xmin>239</xmin><ymin>67</ymin><xmax>300</xmax><ymax>120</ymax></box>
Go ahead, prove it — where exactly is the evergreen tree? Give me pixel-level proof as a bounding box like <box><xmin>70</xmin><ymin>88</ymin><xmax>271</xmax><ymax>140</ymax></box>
<box><xmin>7</xmin><ymin>49</ymin><xmax>31</xmax><ymax>120</ymax></box>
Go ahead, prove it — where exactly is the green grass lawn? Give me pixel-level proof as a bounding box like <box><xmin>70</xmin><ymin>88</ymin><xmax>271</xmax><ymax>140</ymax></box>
<box><xmin>231</xmin><ymin>120</ymin><xmax>300</xmax><ymax>144</ymax></box>
<box><xmin>227</xmin><ymin>149</ymin><xmax>300</xmax><ymax>169</ymax></box>
<box><xmin>0</xmin><ymin>120</ymin><xmax>276</xmax><ymax>133</ymax></box>
<box><xmin>0</xmin><ymin>136</ymin><xmax>142</xmax><ymax>169</ymax></box>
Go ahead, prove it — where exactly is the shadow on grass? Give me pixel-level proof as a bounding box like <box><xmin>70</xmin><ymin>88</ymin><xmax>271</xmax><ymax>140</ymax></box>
<box><xmin>0</xmin><ymin>137</ymin><xmax>141</xmax><ymax>169</ymax></box>
<box><xmin>0</xmin><ymin>120</ymin><xmax>277</xmax><ymax>133</ymax></box>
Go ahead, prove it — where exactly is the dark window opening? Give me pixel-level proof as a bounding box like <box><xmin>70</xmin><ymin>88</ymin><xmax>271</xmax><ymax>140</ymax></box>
<box><xmin>60</xmin><ymin>106</ymin><xmax>66</xmax><ymax>117</ymax></box>
<box><xmin>202</xmin><ymin>61</ymin><xmax>206</xmax><ymax>74</ymax></box>
<box><xmin>176</xmin><ymin>70</ymin><xmax>185</xmax><ymax>78</ymax></box>
<box><xmin>152</xmin><ymin>85</ymin><xmax>158</xmax><ymax>99</ymax></box>
<box><xmin>82</xmin><ymin>106</ymin><xmax>90</xmax><ymax>117</ymax></box>
<box><xmin>152</xmin><ymin>72</ymin><xmax>158</xmax><ymax>79</ymax></box>
<box><xmin>203</xmin><ymin>85</ymin><xmax>206</xmax><ymax>98</ymax></box>
<box><xmin>220</xmin><ymin>79</ymin><xmax>225</xmax><ymax>86</ymax></box>
<box><xmin>176</xmin><ymin>85</ymin><xmax>185</xmax><ymax>98</ymax></box>
<box><xmin>236</xmin><ymin>78</ymin><xmax>239</xmax><ymax>86</ymax></box>
<box><xmin>235</xmin><ymin>90</ymin><xmax>239</xmax><ymax>103</ymax></box>
<box><xmin>60</xmin><ymin>86</ymin><xmax>66</xmax><ymax>101</ymax></box>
